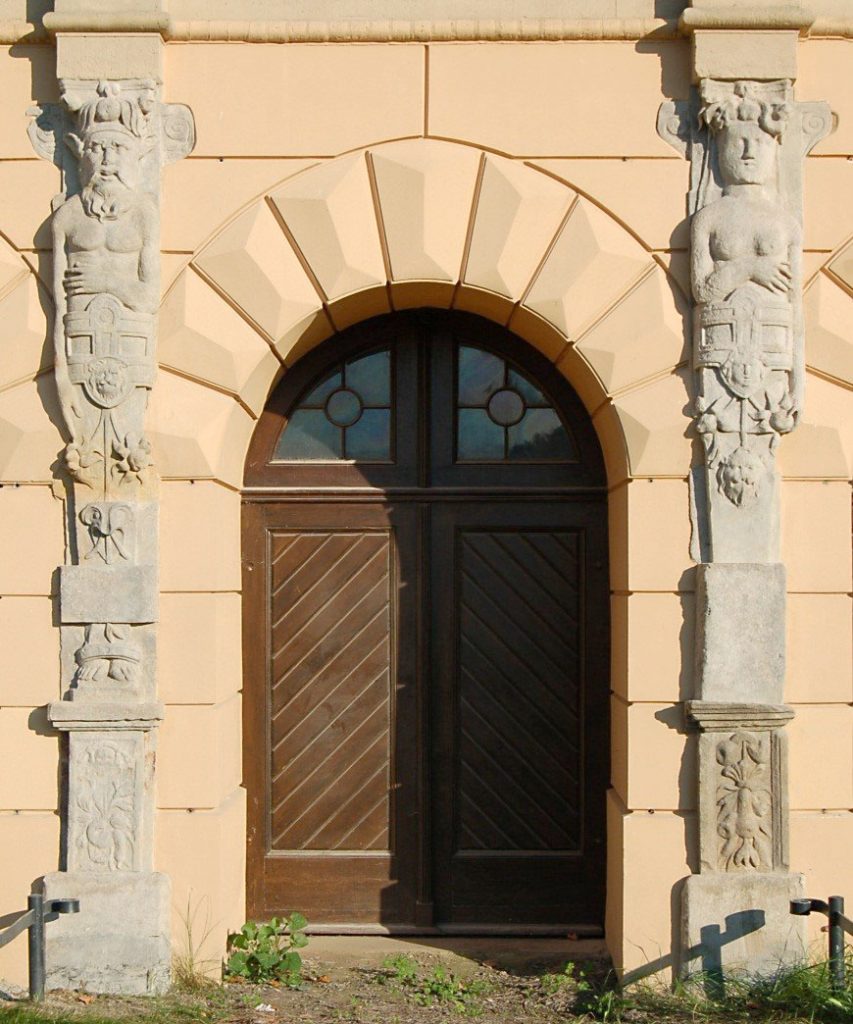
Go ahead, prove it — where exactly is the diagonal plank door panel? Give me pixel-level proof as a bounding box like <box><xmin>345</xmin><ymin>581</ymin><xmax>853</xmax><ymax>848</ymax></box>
<box><xmin>244</xmin><ymin>501</ymin><xmax>420</xmax><ymax>926</ymax></box>
<box><xmin>431</xmin><ymin>501</ymin><xmax>608</xmax><ymax>927</ymax></box>
<box><xmin>269</xmin><ymin>529</ymin><xmax>391</xmax><ymax>853</ymax></box>
<box><xmin>458</xmin><ymin>530</ymin><xmax>581</xmax><ymax>852</ymax></box>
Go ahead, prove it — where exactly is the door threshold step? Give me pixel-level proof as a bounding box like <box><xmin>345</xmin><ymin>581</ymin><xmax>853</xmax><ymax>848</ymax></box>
<box><xmin>304</xmin><ymin>924</ymin><xmax>604</xmax><ymax>938</ymax></box>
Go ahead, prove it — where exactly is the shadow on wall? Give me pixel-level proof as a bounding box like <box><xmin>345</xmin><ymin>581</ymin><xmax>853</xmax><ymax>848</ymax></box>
<box><xmin>623</xmin><ymin>877</ymin><xmax>766</xmax><ymax>991</ymax></box>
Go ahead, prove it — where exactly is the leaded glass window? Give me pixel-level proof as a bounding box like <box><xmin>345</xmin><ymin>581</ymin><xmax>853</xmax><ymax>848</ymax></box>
<box><xmin>456</xmin><ymin>345</ymin><xmax>576</xmax><ymax>462</ymax></box>
<box><xmin>274</xmin><ymin>347</ymin><xmax>392</xmax><ymax>462</ymax></box>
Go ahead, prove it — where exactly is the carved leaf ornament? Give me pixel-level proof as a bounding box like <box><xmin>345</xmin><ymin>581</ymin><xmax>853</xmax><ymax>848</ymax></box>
<box><xmin>75</xmin><ymin>742</ymin><xmax>137</xmax><ymax>871</ymax></box>
<box><xmin>716</xmin><ymin>731</ymin><xmax>772</xmax><ymax>871</ymax></box>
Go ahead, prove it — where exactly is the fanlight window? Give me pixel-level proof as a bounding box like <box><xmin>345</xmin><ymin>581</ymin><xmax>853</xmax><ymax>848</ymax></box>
<box><xmin>273</xmin><ymin>340</ymin><xmax>576</xmax><ymax>465</ymax></box>
<box><xmin>274</xmin><ymin>347</ymin><xmax>392</xmax><ymax>462</ymax></box>
<box><xmin>456</xmin><ymin>345</ymin><xmax>576</xmax><ymax>462</ymax></box>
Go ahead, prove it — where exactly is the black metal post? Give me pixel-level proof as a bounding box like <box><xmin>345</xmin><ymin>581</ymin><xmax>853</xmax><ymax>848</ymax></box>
<box><xmin>27</xmin><ymin>893</ymin><xmax>45</xmax><ymax>1001</ymax></box>
<box><xmin>829</xmin><ymin>895</ymin><xmax>846</xmax><ymax>993</ymax></box>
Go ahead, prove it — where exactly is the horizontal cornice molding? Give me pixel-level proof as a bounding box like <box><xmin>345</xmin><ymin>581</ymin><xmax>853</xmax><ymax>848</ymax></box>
<box><xmin>680</xmin><ymin>6</ymin><xmax>814</xmax><ymax>34</ymax></box>
<box><xmin>43</xmin><ymin>12</ymin><xmax>171</xmax><ymax>35</ymax></box>
<box><xmin>0</xmin><ymin>10</ymin><xmax>850</xmax><ymax>44</ymax></box>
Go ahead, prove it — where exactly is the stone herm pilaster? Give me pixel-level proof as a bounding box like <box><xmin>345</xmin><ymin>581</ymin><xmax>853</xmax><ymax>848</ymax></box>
<box><xmin>659</xmin><ymin>79</ymin><xmax>832</xmax><ymax>563</ymax></box>
<box><xmin>657</xmin><ymin>24</ymin><xmax>833</xmax><ymax>980</ymax></box>
<box><xmin>28</xmin><ymin>57</ymin><xmax>194</xmax><ymax>994</ymax></box>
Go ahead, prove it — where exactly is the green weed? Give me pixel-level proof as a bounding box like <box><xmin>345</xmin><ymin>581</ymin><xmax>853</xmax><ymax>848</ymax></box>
<box><xmin>381</xmin><ymin>955</ymin><xmax>488</xmax><ymax>1015</ymax></box>
<box><xmin>223</xmin><ymin>911</ymin><xmax>309</xmax><ymax>987</ymax></box>
<box><xmin>539</xmin><ymin>961</ymin><xmax>626</xmax><ymax>1021</ymax></box>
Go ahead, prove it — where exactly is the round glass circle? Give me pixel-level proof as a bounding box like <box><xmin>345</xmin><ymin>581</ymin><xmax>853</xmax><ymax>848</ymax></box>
<box><xmin>325</xmin><ymin>388</ymin><xmax>363</xmax><ymax>427</ymax></box>
<box><xmin>487</xmin><ymin>388</ymin><xmax>525</xmax><ymax>427</ymax></box>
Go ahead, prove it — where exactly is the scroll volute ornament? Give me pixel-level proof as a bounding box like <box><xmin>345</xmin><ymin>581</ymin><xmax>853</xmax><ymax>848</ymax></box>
<box><xmin>29</xmin><ymin>80</ymin><xmax>195</xmax><ymax>500</ymax></box>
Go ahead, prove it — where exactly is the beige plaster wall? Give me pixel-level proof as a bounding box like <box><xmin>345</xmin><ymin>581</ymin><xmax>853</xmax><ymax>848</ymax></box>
<box><xmin>0</xmin><ymin>33</ymin><xmax>849</xmax><ymax>985</ymax></box>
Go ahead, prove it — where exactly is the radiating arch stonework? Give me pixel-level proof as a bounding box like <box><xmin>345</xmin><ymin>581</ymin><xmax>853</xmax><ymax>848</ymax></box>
<box><xmin>156</xmin><ymin>139</ymin><xmax>697</xmax><ymax>488</ymax></box>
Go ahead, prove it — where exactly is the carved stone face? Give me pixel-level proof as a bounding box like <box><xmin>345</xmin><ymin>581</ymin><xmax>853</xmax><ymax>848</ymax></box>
<box><xmin>717</xmin><ymin>120</ymin><xmax>777</xmax><ymax>186</ymax></box>
<box><xmin>80</xmin><ymin>128</ymin><xmax>141</xmax><ymax>191</ymax></box>
<box><xmin>85</xmin><ymin>356</ymin><xmax>130</xmax><ymax>408</ymax></box>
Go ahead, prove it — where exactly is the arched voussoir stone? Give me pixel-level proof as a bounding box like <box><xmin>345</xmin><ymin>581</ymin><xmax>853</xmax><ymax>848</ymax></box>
<box><xmin>179</xmin><ymin>139</ymin><xmax>696</xmax><ymax>490</ymax></box>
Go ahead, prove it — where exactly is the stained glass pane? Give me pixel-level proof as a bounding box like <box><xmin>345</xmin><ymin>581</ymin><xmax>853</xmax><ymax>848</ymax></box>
<box><xmin>275</xmin><ymin>409</ymin><xmax>342</xmax><ymax>460</ymax></box>
<box><xmin>346</xmin><ymin>350</ymin><xmax>391</xmax><ymax>406</ymax></box>
<box><xmin>326</xmin><ymin>389</ymin><xmax>363</xmax><ymax>427</ymax></box>
<box><xmin>301</xmin><ymin>369</ymin><xmax>342</xmax><ymax>408</ymax></box>
<box><xmin>457</xmin><ymin>408</ymin><xmax>504</xmax><ymax>460</ymax></box>
<box><xmin>487</xmin><ymin>388</ymin><xmax>525</xmax><ymax>427</ymax></box>
<box><xmin>275</xmin><ymin>346</ymin><xmax>393</xmax><ymax>462</ymax></box>
<box><xmin>508</xmin><ymin>368</ymin><xmax>548</xmax><ymax>407</ymax></box>
<box><xmin>508</xmin><ymin>408</ymin><xmax>575</xmax><ymax>460</ymax></box>
<box><xmin>456</xmin><ymin>344</ymin><xmax>575</xmax><ymax>464</ymax></box>
<box><xmin>458</xmin><ymin>346</ymin><xmax>504</xmax><ymax>405</ymax></box>
<box><xmin>346</xmin><ymin>409</ymin><xmax>391</xmax><ymax>461</ymax></box>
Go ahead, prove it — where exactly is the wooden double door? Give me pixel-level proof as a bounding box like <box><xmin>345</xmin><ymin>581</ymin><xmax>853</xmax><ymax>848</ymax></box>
<box><xmin>243</xmin><ymin>313</ymin><xmax>609</xmax><ymax>932</ymax></box>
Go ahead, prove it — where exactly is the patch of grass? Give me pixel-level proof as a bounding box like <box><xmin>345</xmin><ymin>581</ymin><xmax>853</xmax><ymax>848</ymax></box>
<box><xmin>627</xmin><ymin>952</ymin><xmax>853</xmax><ymax>1024</ymax></box>
<box><xmin>0</xmin><ymin>987</ymin><xmax>241</xmax><ymax>1024</ymax></box>
<box><xmin>540</xmin><ymin>960</ymin><xmax>576</xmax><ymax>995</ymax></box>
<box><xmin>380</xmin><ymin>955</ymin><xmax>488</xmax><ymax>1015</ymax></box>
<box><xmin>172</xmin><ymin>893</ymin><xmax>220</xmax><ymax>993</ymax></box>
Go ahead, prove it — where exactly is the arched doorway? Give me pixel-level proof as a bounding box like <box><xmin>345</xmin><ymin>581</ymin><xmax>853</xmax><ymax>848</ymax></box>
<box><xmin>242</xmin><ymin>310</ymin><xmax>610</xmax><ymax>933</ymax></box>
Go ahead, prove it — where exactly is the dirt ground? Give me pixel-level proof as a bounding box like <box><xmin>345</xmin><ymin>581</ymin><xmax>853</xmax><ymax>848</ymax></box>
<box><xmin>2</xmin><ymin>936</ymin><xmax>848</xmax><ymax>1023</ymax></box>
<box><xmin>1</xmin><ymin>937</ymin><xmax>618</xmax><ymax>1023</ymax></box>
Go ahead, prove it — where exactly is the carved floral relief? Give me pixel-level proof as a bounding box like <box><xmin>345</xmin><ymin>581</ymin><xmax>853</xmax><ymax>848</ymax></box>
<box><xmin>72</xmin><ymin>740</ymin><xmax>138</xmax><ymax>872</ymax></box>
<box><xmin>716</xmin><ymin>730</ymin><xmax>772</xmax><ymax>871</ymax></box>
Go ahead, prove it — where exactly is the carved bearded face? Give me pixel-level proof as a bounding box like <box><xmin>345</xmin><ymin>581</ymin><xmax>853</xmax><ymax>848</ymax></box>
<box><xmin>716</xmin><ymin>120</ymin><xmax>777</xmax><ymax>186</ymax></box>
<box><xmin>80</xmin><ymin>128</ymin><xmax>141</xmax><ymax>192</ymax></box>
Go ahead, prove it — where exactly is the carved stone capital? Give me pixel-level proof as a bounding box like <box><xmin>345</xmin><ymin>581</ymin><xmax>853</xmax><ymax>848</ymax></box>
<box><xmin>48</xmin><ymin>700</ymin><xmax>164</xmax><ymax>731</ymax></box>
<box><xmin>686</xmin><ymin>701</ymin><xmax>795</xmax><ymax>732</ymax></box>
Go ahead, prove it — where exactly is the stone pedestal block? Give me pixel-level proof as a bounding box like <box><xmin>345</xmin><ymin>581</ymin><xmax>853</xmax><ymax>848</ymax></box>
<box><xmin>682</xmin><ymin>873</ymin><xmax>806</xmax><ymax>979</ymax></box>
<box><xmin>695</xmin><ymin>563</ymin><xmax>786</xmax><ymax>704</ymax></box>
<box><xmin>44</xmin><ymin>871</ymin><xmax>171</xmax><ymax>995</ymax></box>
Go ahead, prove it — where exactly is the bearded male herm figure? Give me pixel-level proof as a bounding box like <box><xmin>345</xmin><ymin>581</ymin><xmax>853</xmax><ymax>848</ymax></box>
<box><xmin>51</xmin><ymin>81</ymin><xmax>159</xmax><ymax>494</ymax></box>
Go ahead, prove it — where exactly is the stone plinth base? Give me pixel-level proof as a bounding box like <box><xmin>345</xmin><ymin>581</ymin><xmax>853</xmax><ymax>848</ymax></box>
<box><xmin>681</xmin><ymin>873</ymin><xmax>806</xmax><ymax>981</ymax></box>
<box><xmin>44</xmin><ymin>871</ymin><xmax>171</xmax><ymax>995</ymax></box>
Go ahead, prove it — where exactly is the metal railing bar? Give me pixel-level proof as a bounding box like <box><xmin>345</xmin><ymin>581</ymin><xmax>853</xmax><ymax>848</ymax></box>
<box><xmin>0</xmin><ymin>910</ymin><xmax>33</xmax><ymax>950</ymax></box>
